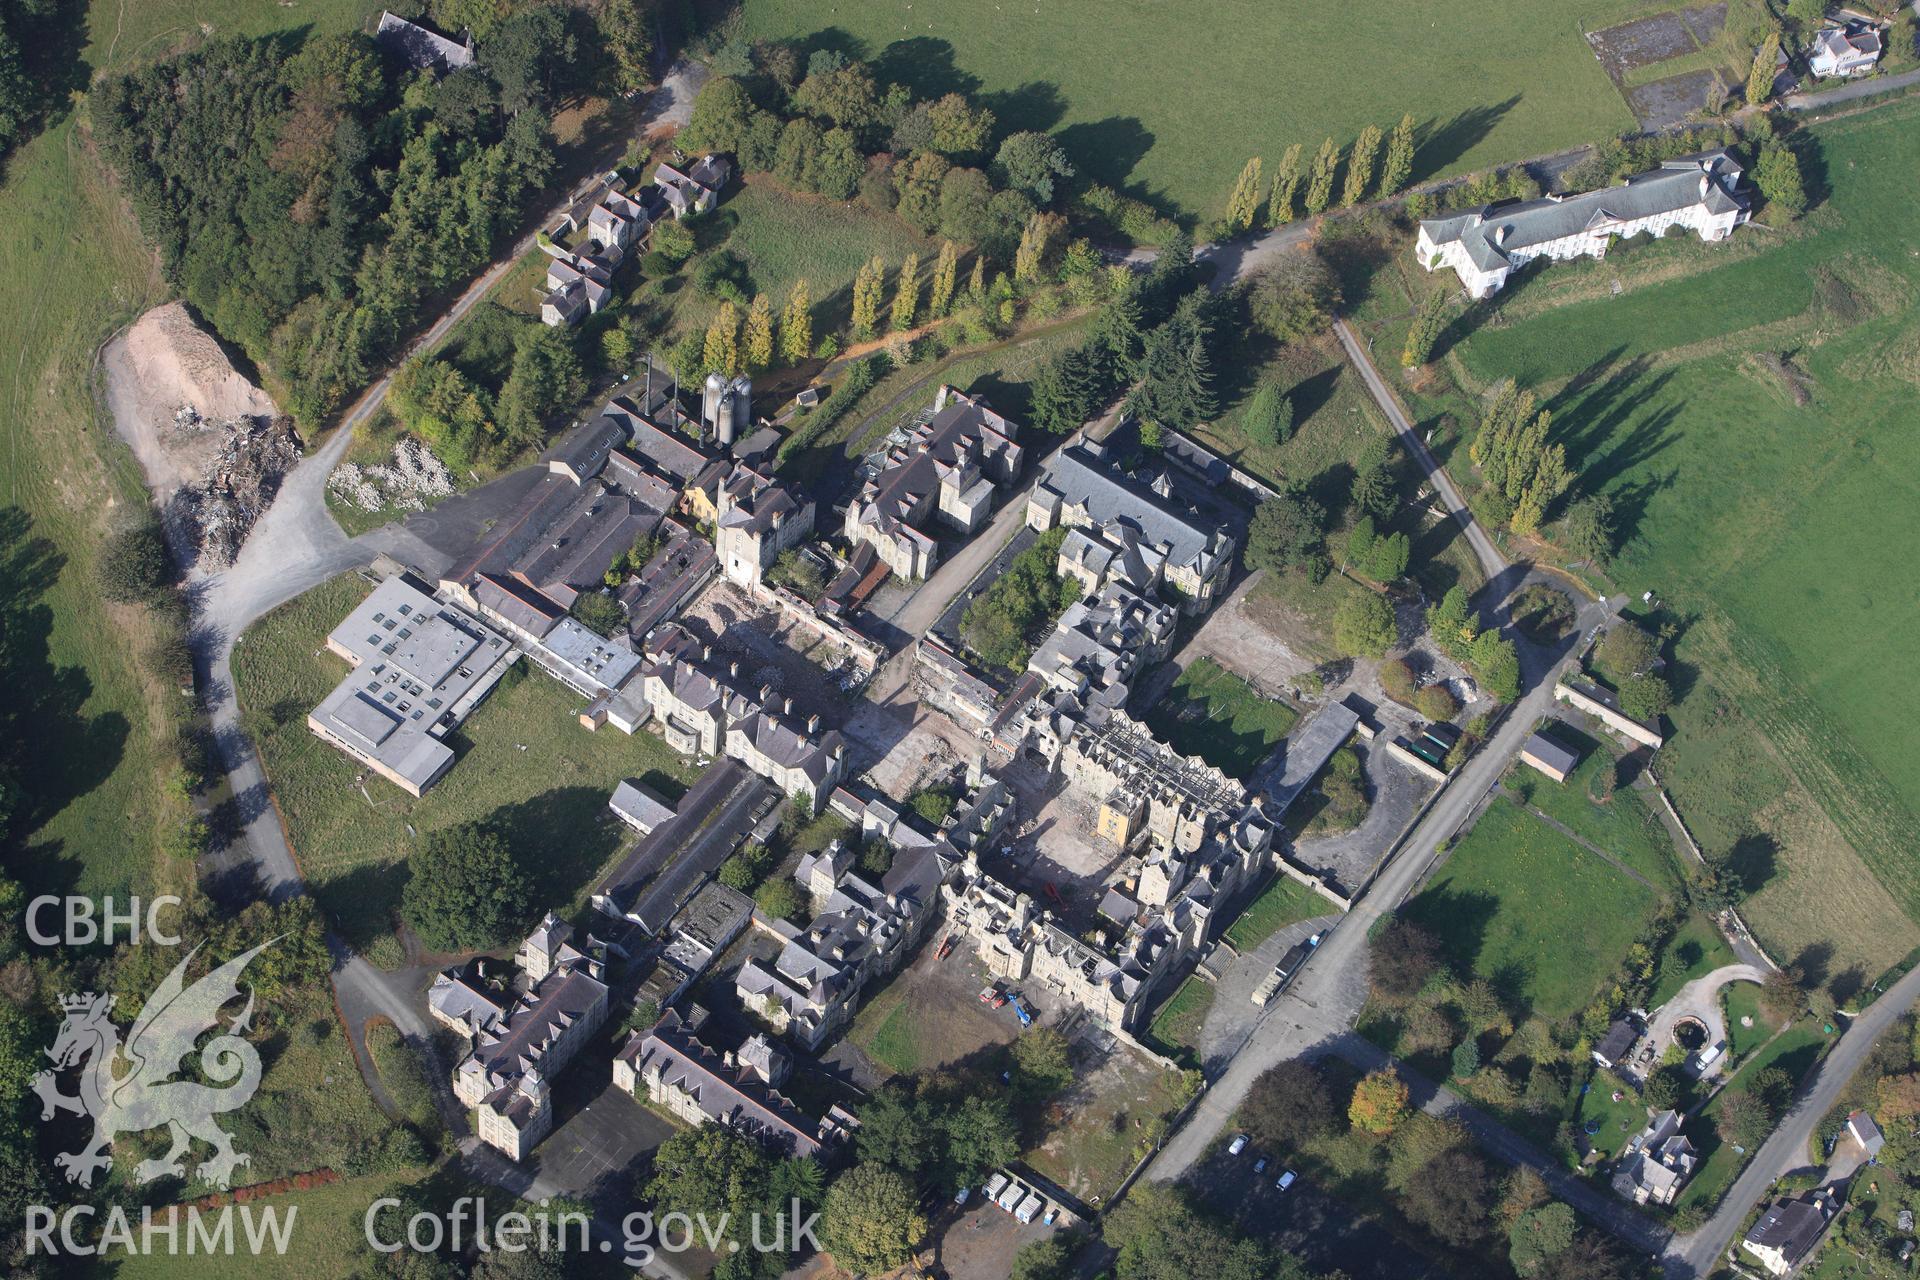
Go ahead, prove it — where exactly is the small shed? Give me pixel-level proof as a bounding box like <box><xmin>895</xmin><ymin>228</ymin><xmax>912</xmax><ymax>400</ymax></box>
<box><xmin>1521</xmin><ymin>729</ymin><xmax>1580</xmax><ymax>783</ymax></box>
<box><xmin>1847</xmin><ymin>1110</ymin><xmax>1885</xmax><ymax>1160</ymax></box>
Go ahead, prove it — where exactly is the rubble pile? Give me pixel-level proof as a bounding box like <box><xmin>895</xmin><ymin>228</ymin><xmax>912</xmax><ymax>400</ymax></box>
<box><xmin>168</xmin><ymin>414</ymin><xmax>304</xmax><ymax>568</ymax></box>
<box><xmin>327</xmin><ymin>438</ymin><xmax>456</xmax><ymax>514</ymax></box>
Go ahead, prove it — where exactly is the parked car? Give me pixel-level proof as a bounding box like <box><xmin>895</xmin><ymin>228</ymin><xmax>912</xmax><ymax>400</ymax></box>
<box><xmin>1276</xmin><ymin>1170</ymin><xmax>1297</xmax><ymax>1191</ymax></box>
<box><xmin>1042</xmin><ymin>1206</ymin><xmax>1059</xmax><ymax>1226</ymax></box>
<box><xmin>978</xmin><ymin>984</ymin><xmax>1001</xmax><ymax>1004</ymax></box>
<box><xmin>1228</xmin><ymin>1133</ymin><xmax>1249</xmax><ymax>1156</ymax></box>
<box><xmin>1253</xmin><ymin>1156</ymin><xmax>1269</xmax><ymax>1174</ymax></box>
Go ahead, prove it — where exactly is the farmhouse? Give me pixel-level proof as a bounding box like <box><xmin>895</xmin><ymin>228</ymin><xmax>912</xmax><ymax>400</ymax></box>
<box><xmin>1027</xmin><ymin>441</ymin><xmax>1236</xmax><ymax>614</ymax></box>
<box><xmin>1556</xmin><ymin>677</ymin><xmax>1666</xmax><ymax>749</ymax></box>
<box><xmin>1416</xmin><ymin>152</ymin><xmax>1750</xmax><ymax>298</ymax></box>
<box><xmin>1520</xmin><ymin>728</ymin><xmax>1580</xmax><ymax>783</ymax></box>
<box><xmin>613</xmin><ymin>1010</ymin><xmax>843</xmax><ymax>1158</ymax></box>
<box><xmin>1809</xmin><ymin>23</ymin><xmax>1883</xmax><ymax>78</ymax></box>
<box><xmin>306</xmin><ymin>574</ymin><xmax>516</xmax><ymax>797</ymax></box>
<box><xmin>653</xmin><ymin>155</ymin><xmax>732</xmax><ymax>218</ymax></box>
<box><xmin>452</xmin><ymin>921</ymin><xmax>609</xmax><ymax>1161</ymax></box>
<box><xmin>844</xmin><ymin>387</ymin><xmax>1025</xmax><ymax>580</ymax></box>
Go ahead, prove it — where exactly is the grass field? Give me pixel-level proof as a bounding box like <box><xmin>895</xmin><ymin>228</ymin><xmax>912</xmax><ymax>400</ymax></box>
<box><xmin>1403</xmin><ymin>798</ymin><xmax>1662</xmax><ymax>1021</ymax></box>
<box><xmin>1025</xmin><ymin>1047</ymin><xmax>1191</xmax><ymax>1201</ymax></box>
<box><xmin>734</xmin><ymin>0</ymin><xmax>1638</xmax><ymax>224</ymax></box>
<box><xmin>231</xmin><ymin>572</ymin><xmax>695</xmax><ymax>948</ymax></box>
<box><xmin>1648</xmin><ymin>912</ymin><xmax>1739</xmax><ymax>1009</ymax></box>
<box><xmin>1225</xmin><ymin>875</ymin><xmax>1331</xmax><ymax>952</ymax></box>
<box><xmin>1431</xmin><ymin>99</ymin><xmax>1920</xmax><ymax>980</ymax></box>
<box><xmin>105</xmin><ymin>1167</ymin><xmax>428</xmax><ymax>1280</ymax></box>
<box><xmin>1144</xmin><ymin>975</ymin><xmax>1215</xmax><ymax>1067</ymax></box>
<box><xmin>1143</xmin><ymin>658</ymin><xmax>1299</xmax><ymax>780</ymax></box>
<box><xmin>1505</xmin><ymin>726</ymin><xmax>1681</xmax><ymax>891</ymax></box>
<box><xmin>657</xmin><ymin>176</ymin><xmax>935</xmax><ymax>344</ymax></box>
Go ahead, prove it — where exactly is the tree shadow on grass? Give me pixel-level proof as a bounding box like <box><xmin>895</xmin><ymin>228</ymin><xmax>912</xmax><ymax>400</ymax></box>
<box><xmin>872</xmin><ymin>37</ymin><xmax>982</xmax><ymax>102</ymax></box>
<box><xmin>1055</xmin><ymin>116</ymin><xmax>1156</xmax><ymax>197</ymax></box>
<box><xmin>1399</xmin><ymin>882</ymin><xmax>1500</xmax><ymax>984</ymax></box>
<box><xmin>0</xmin><ymin>508</ymin><xmax>130</xmax><ymax>899</ymax></box>
<box><xmin>1410</xmin><ymin>98</ymin><xmax>1521</xmax><ymax>186</ymax></box>
<box><xmin>487</xmin><ymin>786</ymin><xmax>628</xmax><ymax>909</ymax></box>
<box><xmin>316</xmin><ymin>859</ymin><xmax>412</xmax><ymax>952</ymax></box>
<box><xmin>1725</xmin><ymin>831</ymin><xmax>1778</xmax><ymax>898</ymax></box>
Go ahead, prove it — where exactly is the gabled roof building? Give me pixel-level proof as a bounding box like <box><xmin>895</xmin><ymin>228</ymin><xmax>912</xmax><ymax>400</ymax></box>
<box><xmin>452</xmin><ymin>922</ymin><xmax>609</xmax><ymax>1161</ymax></box>
<box><xmin>375</xmin><ymin>11</ymin><xmax>475</xmax><ymax>72</ymax></box>
<box><xmin>1417</xmin><ymin>152</ymin><xmax>1749</xmax><ymax>299</ymax></box>
<box><xmin>1027</xmin><ymin>441</ymin><xmax>1235</xmax><ymax>615</ymax></box>
<box><xmin>844</xmin><ymin>387</ymin><xmax>1025</xmax><ymax>581</ymax></box>
<box><xmin>1611</xmin><ymin>1109</ymin><xmax>1698</xmax><ymax>1205</ymax></box>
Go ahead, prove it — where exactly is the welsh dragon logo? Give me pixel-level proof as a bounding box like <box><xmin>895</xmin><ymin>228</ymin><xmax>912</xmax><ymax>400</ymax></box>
<box><xmin>32</xmin><ymin>941</ymin><xmax>272</xmax><ymax>1189</ymax></box>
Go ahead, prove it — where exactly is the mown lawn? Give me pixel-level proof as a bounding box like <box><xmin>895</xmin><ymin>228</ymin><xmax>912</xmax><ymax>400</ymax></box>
<box><xmin>232</xmin><ymin>572</ymin><xmax>696</xmax><ymax>949</ymax></box>
<box><xmin>1403</xmin><ymin>799</ymin><xmax>1662</xmax><ymax>1021</ymax></box>
<box><xmin>1144</xmin><ymin>976</ymin><xmax>1215</xmax><ymax>1067</ymax></box>
<box><xmin>1142</xmin><ymin>658</ymin><xmax>1298</xmax><ymax>780</ymax></box>
<box><xmin>1444</xmin><ymin>98</ymin><xmax>1920</xmax><ymax>979</ymax></box>
<box><xmin>1225</xmin><ymin>875</ymin><xmax>1331</xmax><ymax>951</ymax></box>
<box><xmin>1722</xmin><ymin>980</ymin><xmax>1776</xmax><ymax>1062</ymax></box>
<box><xmin>736</xmin><ymin>0</ymin><xmax>1634</xmax><ymax>223</ymax></box>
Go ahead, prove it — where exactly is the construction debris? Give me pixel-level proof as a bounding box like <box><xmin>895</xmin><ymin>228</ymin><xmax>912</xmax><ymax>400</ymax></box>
<box><xmin>327</xmin><ymin>438</ymin><xmax>456</xmax><ymax>514</ymax></box>
<box><xmin>166</xmin><ymin>415</ymin><xmax>304</xmax><ymax>568</ymax></box>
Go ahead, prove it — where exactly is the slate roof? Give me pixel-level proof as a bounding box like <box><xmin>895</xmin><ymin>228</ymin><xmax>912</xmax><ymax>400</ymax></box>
<box><xmin>1421</xmin><ymin>152</ymin><xmax>1747</xmax><ymax>272</ymax></box>
<box><xmin>1746</xmin><ymin>1195</ymin><xmax>1831</xmax><ymax>1263</ymax></box>
<box><xmin>1036</xmin><ymin>446</ymin><xmax>1228</xmax><ymax>577</ymax></box>
<box><xmin>619</xmin><ymin>1009</ymin><xmax>822</xmax><ymax>1156</ymax></box>
<box><xmin>472</xmin><ymin>571</ymin><xmax>565</xmax><ymax>638</ymax></box>
<box><xmin>1522</xmin><ymin>730</ymin><xmax>1580</xmax><ymax>777</ymax></box>
<box><xmin>375</xmin><ymin>11</ymin><xmax>475</xmax><ymax>71</ymax></box>
<box><xmin>544</xmin><ymin>416</ymin><xmax>625</xmax><ymax>483</ymax></box>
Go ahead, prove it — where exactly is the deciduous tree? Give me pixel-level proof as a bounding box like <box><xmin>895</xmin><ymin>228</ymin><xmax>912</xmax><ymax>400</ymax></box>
<box><xmin>1381</xmin><ymin>113</ymin><xmax>1417</xmax><ymax>196</ymax></box>
<box><xmin>1304</xmin><ymin>137</ymin><xmax>1340</xmax><ymax>215</ymax></box>
<box><xmin>743</xmin><ymin>293</ymin><xmax>774</xmax><ymax>372</ymax></box>
<box><xmin>1246</xmin><ymin>490</ymin><xmax>1326</xmax><ymax>575</ymax></box>
<box><xmin>401</xmin><ymin>823</ymin><xmax>528</xmax><ymax>951</ymax></box>
<box><xmin>821</xmin><ymin>1165</ymin><xmax>925</xmax><ymax>1276</ymax></box>
<box><xmin>890</xmin><ymin>252</ymin><xmax>921</xmax><ymax>331</ymax></box>
<box><xmin>1349</xmin><ymin>1068</ymin><xmax>1410</xmax><ymax>1134</ymax></box>
<box><xmin>774</xmin><ymin>280</ymin><xmax>815</xmax><ymax>368</ymax></box>
<box><xmin>993</xmin><ymin>130</ymin><xmax>1075</xmax><ymax>205</ymax></box>
<box><xmin>1242</xmin><ymin>382</ymin><xmax>1292</xmax><ymax>447</ymax></box>
<box><xmin>851</xmin><ymin>255</ymin><xmax>886</xmax><ymax>339</ymax></box>
<box><xmin>929</xmin><ymin>240</ymin><xmax>960</xmax><ymax>317</ymax></box>
<box><xmin>1267</xmin><ymin>144</ymin><xmax>1304</xmax><ymax>226</ymax></box>
<box><xmin>1748</xmin><ymin>33</ymin><xmax>1782</xmax><ymax>105</ymax></box>
<box><xmin>1243</xmin><ymin>1060</ymin><xmax>1337</xmax><ymax>1149</ymax></box>
<box><xmin>1225</xmin><ymin>156</ymin><xmax>1264</xmax><ymax>232</ymax></box>
<box><xmin>1335</xmin><ymin>590</ymin><xmax>1396</xmax><ymax>657</ymax></box>
<box><xmin>1343</xmin><ymin>124</ymin><xmax>1383</xmax><ymax>206</ymax></box>
<box><xmin>1402</xmin><ymin>285</ymin><xmax>1450</xmax><ymax>367</ymax></box>
<box><xmin>703</xmin><ymin>300</ymin><xmax>739</xmax><ymax>375</ymax></box>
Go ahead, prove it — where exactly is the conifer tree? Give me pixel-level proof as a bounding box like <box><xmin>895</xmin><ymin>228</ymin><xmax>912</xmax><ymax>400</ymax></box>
<box><xmin>1402</xmin><ymin>286</ymin><xmax>1449</xmax><ymax>367</ymax></box>
<box><xmin>1748</xmin><ymin>34</ymin><xmax>1781</xmax><ymax>106</ymax></box>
